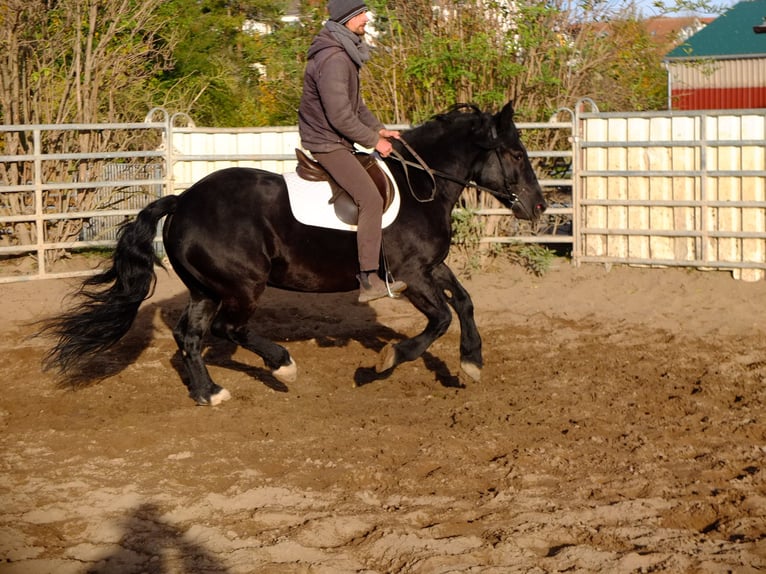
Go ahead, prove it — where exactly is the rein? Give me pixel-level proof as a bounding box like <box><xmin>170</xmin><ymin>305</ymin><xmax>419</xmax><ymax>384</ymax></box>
<box><xmin>389</xmin><ymin>139</ymin><xmax>436</xmax><ymax>203</ymax></box>
<box><xmin>389</xmin><ymin>137</ymin><xmax>520</xmax><ymax>207</ymax></box>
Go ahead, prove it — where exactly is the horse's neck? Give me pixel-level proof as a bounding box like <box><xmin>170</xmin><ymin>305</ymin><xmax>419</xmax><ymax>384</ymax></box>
<box><xmin>404</xmin><ymin>124</ymin><xmax>476</xmax><ymax>173</ymax></box>
<box><xmin>390</xmin><ymin>143</ymin><xmax>473</xmax><ymax>209</ymax></box>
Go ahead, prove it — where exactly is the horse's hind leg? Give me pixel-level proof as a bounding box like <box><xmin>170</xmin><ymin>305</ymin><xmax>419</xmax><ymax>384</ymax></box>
<box><xmin>211</xmin><ymin>309</ymin><xmax>297</xmax><ymax>385</ymax></box>
<box><xmin>173</xmin><ymin>295</ymin><xmax>231</xmax><ymax>406</ymax></box>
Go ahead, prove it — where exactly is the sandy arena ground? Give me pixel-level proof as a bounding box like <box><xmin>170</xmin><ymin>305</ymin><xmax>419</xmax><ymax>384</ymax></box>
<box><xmin>1</xmin><ymin>256</ymin><xmax>765</xmax><ymax>573</ymax></box>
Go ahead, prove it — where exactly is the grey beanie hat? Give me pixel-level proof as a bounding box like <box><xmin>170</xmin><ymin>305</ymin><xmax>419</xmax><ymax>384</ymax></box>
<box><xmin>328</xmin><ymin>0</ymin><xmax>367</xmax><ymax>24</ymax></box>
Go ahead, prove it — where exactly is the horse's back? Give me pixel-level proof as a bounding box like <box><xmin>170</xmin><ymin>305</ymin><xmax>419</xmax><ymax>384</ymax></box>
<box><xmin>183</xmin><ymin>167</ymin><xmax>284</xmax><ymax>207</ymax></box>
<box><xmin>170</xmin><ymin>168</ymin><xmax>286</xmax><ymax>231</ymax></box>
<box><xmin>163</xmin><ymin>168</ymin><xmax>286</xmax><ymax>282</ymax></box>
<box><xmin>163</xmin><ymin>166</ymin><xmax>360</xmax><ymax>294</ymax></box>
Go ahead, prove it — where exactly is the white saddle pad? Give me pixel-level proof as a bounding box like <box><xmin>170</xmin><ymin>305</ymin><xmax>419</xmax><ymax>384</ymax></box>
<box><xmin>283</xmin><ymin>158</ymin><xmax>400</xmax><ymax>232</ymax></box>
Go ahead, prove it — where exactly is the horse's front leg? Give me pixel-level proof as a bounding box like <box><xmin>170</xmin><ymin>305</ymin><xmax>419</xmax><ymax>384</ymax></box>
<box><xmin>434</xmin><ymin>262</ymin><xmax>482</xmax><ymax>381</ymax></box>
<box><xmin>375</xmin><ymin>271</ymin><xmax>453</xmax><ymax>374</ymax></box>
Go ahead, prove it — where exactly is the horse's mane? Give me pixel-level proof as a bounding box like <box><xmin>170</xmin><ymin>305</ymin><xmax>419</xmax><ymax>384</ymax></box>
<box><xmin>403</xmin><ymin>103</ymin><xmax>488</xmax><ymax>138</ymax></box>
<box><xmin>433</xmin><ymin>103</ymin><xmax>484</xmax><ymax>121</ymax></box>
<box><xmin>401</xmin><ymin>103</ymin><xmax>495</xmax><ymax>149</ymax></box>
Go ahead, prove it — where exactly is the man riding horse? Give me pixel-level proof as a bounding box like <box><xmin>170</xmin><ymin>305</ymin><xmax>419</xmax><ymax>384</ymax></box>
<box><xmin>298</xmin><ymin>0</ymin><xmax>407</xmax><ymax>303</ymax></box>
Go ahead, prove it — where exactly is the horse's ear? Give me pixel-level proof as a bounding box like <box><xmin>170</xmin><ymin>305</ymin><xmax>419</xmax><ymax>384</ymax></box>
<box><xmin>498</xmin><ymin>100</ymin><xmax>515</xmax><ymax>130</ymax></box>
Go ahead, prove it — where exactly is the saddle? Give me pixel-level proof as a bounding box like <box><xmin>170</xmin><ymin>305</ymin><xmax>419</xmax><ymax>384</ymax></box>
<box><xmin>295</xmin><ymin>149</ymin><xmax>395</xmax><ymax>226</ymax></box>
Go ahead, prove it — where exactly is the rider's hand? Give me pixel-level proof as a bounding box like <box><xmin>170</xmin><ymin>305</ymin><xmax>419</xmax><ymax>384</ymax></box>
<box><xmin>379</xmin><ymin>128</ymin><xmax>401</xmax><ymax>140</ymax></box>
<box><xmin>376</xmin><ymin>128</ymin><xmax>400</xmax><ymax>157</ymax></box>
<box><xmin>375</xmin><ymin>137</ymin><xmax>394</xmax><ymax>157</ymax></box>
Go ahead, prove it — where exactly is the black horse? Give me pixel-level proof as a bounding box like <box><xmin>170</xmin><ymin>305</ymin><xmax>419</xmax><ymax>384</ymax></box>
<box><xmin>42</xmin><ymin>101</ymin><xmax>546</xmax><ymax>405</ymax></box>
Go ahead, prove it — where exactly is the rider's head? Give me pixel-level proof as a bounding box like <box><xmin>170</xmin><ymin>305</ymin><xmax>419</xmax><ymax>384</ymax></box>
<box><xmin>328</xmin><ymin>0</ymin><xmax>367</xmax><ymax>25</ymax></box>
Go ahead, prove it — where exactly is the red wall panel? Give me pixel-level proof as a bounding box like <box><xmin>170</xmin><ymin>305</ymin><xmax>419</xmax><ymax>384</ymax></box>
<box><xmin>671</xmin><ymin>87</ymin><xmax>766</xmax><ymax>110</ymax></box>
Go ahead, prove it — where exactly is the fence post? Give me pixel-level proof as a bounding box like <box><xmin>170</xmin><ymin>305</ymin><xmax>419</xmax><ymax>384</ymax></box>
<box><xmin>145</xmin><ymin>107</ymin><xmax>173</xmax><ymax>197</ymax></box>
<box><xmin>169</xmin><ymin>112</ymin><xmax>195</xmax><ymax>197</ymax></box>
<box><xmin>33</xmin><ymin>128</ymin><xmax>45</xmax><ymax>278</ymax></box>
<box><xmin>571</xmin><ymin>98</ymin><xmax>600</xmax><ymax>267</ymax></box>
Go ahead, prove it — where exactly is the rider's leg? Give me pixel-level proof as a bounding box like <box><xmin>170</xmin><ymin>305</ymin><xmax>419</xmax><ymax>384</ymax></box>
<box><xmin>312</xmin><ymin>149</ymin><xmax>406</xmax><ymax>302</ymax></box>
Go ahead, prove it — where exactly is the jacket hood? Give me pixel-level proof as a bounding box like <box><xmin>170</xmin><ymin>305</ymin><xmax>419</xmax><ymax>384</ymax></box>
<box><xmin>307</xmin><ymin>27</ymin><xmax>342</xmax><ymax>61</ymax></box>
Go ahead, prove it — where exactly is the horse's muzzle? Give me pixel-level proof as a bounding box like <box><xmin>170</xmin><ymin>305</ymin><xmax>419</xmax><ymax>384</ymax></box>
<box><xmin>512</xmin><ymin>194</ymin><xmax>547</xmax><ymax>221</ymax></box>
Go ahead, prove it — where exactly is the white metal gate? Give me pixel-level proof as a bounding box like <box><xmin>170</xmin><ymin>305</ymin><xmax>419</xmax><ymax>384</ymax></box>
<box><xmin>576</xmin><ymin>107</ymin><xmax>766</xmax><ymax>281</ymax></box>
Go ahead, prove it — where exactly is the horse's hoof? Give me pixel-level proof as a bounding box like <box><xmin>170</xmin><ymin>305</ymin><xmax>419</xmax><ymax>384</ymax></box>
<box><xmin>376</xmin><ymin>343</ymin><xmax>396</xmax><ymax>373</ymax></box>
<box><xmin>460</xmin><ymin>361</ymin><xmax>481</xmax><ymax>382</ymax></box>
<box><xmin>210</xmin><ymin>388</ymin><xmax>232</xmax><ymax>406</ymax></box>
<box><xmin>273</xmin><ymin>358</ymin><xmax>297</xmax><ymax>384</ymax></box>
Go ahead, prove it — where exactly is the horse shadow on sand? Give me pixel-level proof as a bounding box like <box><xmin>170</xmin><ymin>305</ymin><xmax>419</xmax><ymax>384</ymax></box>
<box><xmin>87</xmin><ymin>502</ymin><xmax>228</xmax><ymax>574</ymax></box>
<box><xmin>49</xmin><ymin>284</ymin><xmax>464</xmax><ymax>393</ymax></box>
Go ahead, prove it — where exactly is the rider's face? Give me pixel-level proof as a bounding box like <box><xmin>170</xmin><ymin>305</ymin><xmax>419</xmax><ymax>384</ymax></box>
<box><xmin>345</xmin><ymin>11</ymin><xmax>368</xmax><ymax>36</ymax></box>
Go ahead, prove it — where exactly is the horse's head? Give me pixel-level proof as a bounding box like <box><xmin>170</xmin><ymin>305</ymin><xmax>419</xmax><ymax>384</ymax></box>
<box><xmin>471</xmin><ymin>101</ymin><xmax>547</xmax><ymax>221</ymax></box>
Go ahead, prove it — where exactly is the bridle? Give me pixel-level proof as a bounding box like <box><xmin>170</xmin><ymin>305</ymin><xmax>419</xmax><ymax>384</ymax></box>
<box><xmin>388</xmin><ymin>135</ymin><xmax>522</xmax><ymax>212</ymax></box>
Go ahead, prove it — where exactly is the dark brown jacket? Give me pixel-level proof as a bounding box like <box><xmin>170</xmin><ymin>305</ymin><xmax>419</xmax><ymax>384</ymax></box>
<box><xmin>298</xmin><ymin>26</ymin><xmax>383</xmax><ymax>153</ymax></box>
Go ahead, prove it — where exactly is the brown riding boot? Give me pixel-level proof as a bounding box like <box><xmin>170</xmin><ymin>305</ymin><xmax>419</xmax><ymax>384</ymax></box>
<box><xmin>357</xmin><ymin>271</ymin><xmax>407</xmax><ymax>303</ymax></box>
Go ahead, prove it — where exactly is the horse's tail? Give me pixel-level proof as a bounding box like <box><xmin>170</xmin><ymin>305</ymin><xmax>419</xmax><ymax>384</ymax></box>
<box><xmin>42</xmin><ymin>195</ymin><xmax>178</xmax><ymax>375</ymax></box>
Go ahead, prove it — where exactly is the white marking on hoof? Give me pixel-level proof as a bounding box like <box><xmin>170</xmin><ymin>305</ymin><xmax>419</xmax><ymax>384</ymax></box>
<box><xmin>460</xmin><ymin>361</ymin><xmax>482</xmax><ymax>382</ymax></box>
<box><xmin>210</xmin><ymin>388</ymin><xmax>232</xmax><ymax>406</ymax></box>
<box><xmin>273</xmin><ymin>358</ymin><xmax>297</xmax><ymax>384</ymax></box>
<box><xmin>376</xmin><ymin>343</ymin><xmax>396</xmax><ymax>373</ymax></box>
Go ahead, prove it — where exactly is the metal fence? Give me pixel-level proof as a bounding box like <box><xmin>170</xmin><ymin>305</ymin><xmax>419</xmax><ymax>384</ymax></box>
<box><xmin>0</xmin><ymin>110</ymin><xmax>176</xmax><ymax>282</ymax></box>
<box><xmin>167</xmin><ymin>119</ymin><xmax>575</xmax><ymax>248</ymax></box>
<box><xmin>2</xmin><ymin>104</ymin><xmax>765</xmax><ymax>283</ymax></box>
<box><xmin>576</xmin><ymin>107</ymin><xmax>766</xmax><ymax>282</ymax></box>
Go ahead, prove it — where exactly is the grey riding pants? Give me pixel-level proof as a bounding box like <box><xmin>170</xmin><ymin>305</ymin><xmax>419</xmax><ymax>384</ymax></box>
<box><xmin>311</xmin><ymin>148</ymin><xmax>383</xmax><ymax>272</ymax></box>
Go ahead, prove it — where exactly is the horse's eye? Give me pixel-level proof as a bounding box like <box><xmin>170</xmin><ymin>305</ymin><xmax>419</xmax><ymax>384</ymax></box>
<box><xmin>509</xmin><ymin>150</ymin><xmax>524</xmax><ymax>162</ymax></box>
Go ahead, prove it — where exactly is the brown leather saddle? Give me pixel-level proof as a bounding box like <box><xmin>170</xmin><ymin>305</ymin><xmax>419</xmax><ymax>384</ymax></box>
<box><xmin>295</xmin><ymin>149</ymin><xmax>395</xmax><ymax>226</ymax></box>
